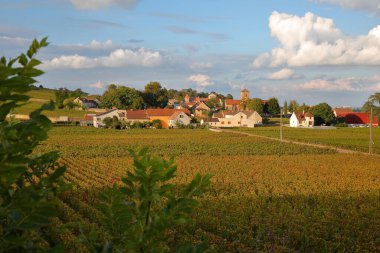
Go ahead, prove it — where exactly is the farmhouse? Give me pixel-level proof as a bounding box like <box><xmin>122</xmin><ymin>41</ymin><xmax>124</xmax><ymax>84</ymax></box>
<box><xmin>93</xmin><ymin>109</ymin><xmax>121</xmax><ymax>128</ymax></box>
<box><xmin>194</xmin><ymin>102</ymin><xmax>212</xmax><ymax>118</ymax></box>
<box><xmin>202</xmin><ymin>110</ymin><xmax>262</xmax><ymax>128</ymax></box>
<box><xmin>147</xmin><ymin>109</ymin><xmax>190</xmax><ymax>128</ymax></box>
<box><xmin>74</xmin><ymin>97</ymin><xmax>99</xmax><ymax>109</ymax></box>
<box><xmin>124</xmin><ymin>110</ymin><xmax>150</xmax><ymax>124</ymax></box>
<box><xmin>290</xmin><ymin>112</ymin><xmax>314</xmax><ymax>127</ymax></box>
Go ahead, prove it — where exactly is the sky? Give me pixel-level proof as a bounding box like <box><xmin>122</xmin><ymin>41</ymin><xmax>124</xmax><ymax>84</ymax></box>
<box><xmin>1</xmin><ymin>0</ymin><xmax>380</xmax><ymax>107</ymax></box>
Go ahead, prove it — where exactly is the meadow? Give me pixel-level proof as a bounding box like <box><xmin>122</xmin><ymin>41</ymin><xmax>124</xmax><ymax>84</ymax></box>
<box><xmin>38</xmin><ymin>127</ymin><xmax>380</xmax><ymax>252</ymax></box>
<box><xmin>11</xmin><ymin>88</ymin><xmax>97</xmax><ymax>117</ymax></box>
<box><xmin>237</xmin><ymin>126</ymin><xmax>380</xmax><ymax>154</ymax></box>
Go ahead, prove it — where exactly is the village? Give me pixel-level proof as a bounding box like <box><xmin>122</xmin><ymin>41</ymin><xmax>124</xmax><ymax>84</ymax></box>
<box><xmin>66</xmin><ymin>88</ymin><xmax>378</xmax><ymax>129</ymax></box>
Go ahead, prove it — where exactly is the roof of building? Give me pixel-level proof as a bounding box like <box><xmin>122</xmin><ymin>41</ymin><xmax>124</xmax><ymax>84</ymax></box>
<box><xmin>84</xmin><ymin>114</ymin><xmax>96</xmax><ymax>120</ymax></box>
<box><xmin>125</xmin><ymin>110</ymin><xmax>149</xmax><ymax>120</ymax></box>
<box><xmin>333</xmin><ymin>107</ymin><xmax>353</xmax><ymax>116</ymax></box>
<box><xmin>343</xmin><ymin>112</ymin><xmax>378</xmax><ymax>125</ymax></box>
<box><xmin>203</xmin><ymin>118</ymin><xmax>219</xmax><ymax>123</ymax></box>
<box><xmin>294</xmin><ymin>111</ymin><xmax>314</xmax><ymax>121</ymax></box>
<box><xmin>146</xmin><ymin>108</ymin><xmax>190</xmax><ymax>117</ymax></box>
<box><xmin>95</xmin><ymin>109</ymin><xmax>117</xmax><ymax>117</ymax></box>
<box><xmin>225</xmin><ymin>99</ymin><xmax>241</xmax><ymax>105</ymax></box>
<box><xmin>169</xmin><ymin>111</ymin><xmax>189</xmax><ymax>120</ymax></box>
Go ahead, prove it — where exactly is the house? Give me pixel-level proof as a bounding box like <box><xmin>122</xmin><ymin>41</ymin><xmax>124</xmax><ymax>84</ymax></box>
<box><xmin>124</xmin><ymin>110</ymin><xmax>150</xmax><ymax>124</ymax></box>
<box><xmin>201</xmin><ymin>118</ymin><xmax>219</xmax><ymax>127</ymax></box>
<box><xmin>93</xmin><ymin>109</ymin><xmax>121</xmax><ymax>128</ymax></box>
<box><xmin>225</xmin><ymin>99</ymin><xmax>241</xmax><ymax>111</ymax></box>
<box><xmin>74</xmin><ymin>97</ymin><xmax>99</xmax><ymax>109</ymax></box>
<box><xmin>147</xmin><ymin>109</ymin><xmax>190</xmax><ymax>129</ymax></box>
<box><xmin>204</xmin><ymin>110</ymin><xmax>262</xmax><ymax>128</ymax></box>
<box><xmin>80</xmin><ymin>114</ymin><xmax>96</xmax><ymax>126</ymax></box>
<box><xmin>168</xmin><ymin>111</ymin><xmax>192</xmax><ymax>128</ymax></box>
<box><xmin>290</xmin><ymin>112</ymin><xmax>314</xmax><ymax>127</ymax></box>
<box><xmin>194</xmin><ymin>102</ymin><xmax>212</xmax><ymax>118</ymax></box>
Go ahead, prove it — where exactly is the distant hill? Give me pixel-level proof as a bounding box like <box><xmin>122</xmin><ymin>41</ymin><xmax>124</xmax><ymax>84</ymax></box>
<box><xmin>12</xmin><ymin>87</ymin><xmax>98</xmax><ymax>118</ymax></box>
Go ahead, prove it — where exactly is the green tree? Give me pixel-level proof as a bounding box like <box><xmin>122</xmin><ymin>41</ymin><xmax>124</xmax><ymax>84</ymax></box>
<box><xmin>102</xmin><ymin>117</ymin><xmax>113</xmax><ymax>128</ymax></box>
<box><xmin>143</xmin><ymin>82</ymin><xmax>169</xmax><ymax>108</ymax></box>
<box><xmin>289</xmin><ymin>99</ymin><xmax>299</xmax><ymax>113</ymax></box>
<box><xmin>267</xmin><ymin>97</ymin><xmax>280</xmax><ymax>115</ymax></box>
<box><xmin>94</xmin><ymin>149</ymin><xmax>211</xmax><ymax>252</ymax></box>
<box><xmin>101</xmin><ymin>85</ymin><xmax>144</xmax><ymax>109</ymax></box>
<box><xmin>226</xmin><ymin>94</ymin><xmax>233</xmax><ymax>99</ymax></box>
<box><xmin>283</xmin><ymin>100</ymin><xmax>288</xmax><ymax>116</ymax></box>
<box><xmin>312</xmin><ymin>102</ymin><xmax>335</xmax><ymax>125</ymax></box>
<box><xmin>54</xmin><ymin>88</ymin><xmax>70</xmax><ymax>109</ymax></box>
<box><xmin>0</xmin><ymin>38</ymin><xmax>67</xmax><ymax>252</ymax></box>
<box><xmin>248</xmin><ymin>98</ymin><xmax>264</xmax><ymax>115</ymax></box>
<box><xmin>362</xmin><ymin>93</ymin><xmax>380</xmax><ymax>117</ymax></box>
<box><xmin>63</xmin><ymin>97</ymin><xmax>78</xmax><ymax>109</ymax></box>
<box><xmin>151</xmin><ymin>119</ymin><xmax>162</xmax><ymax>129</ymax></box>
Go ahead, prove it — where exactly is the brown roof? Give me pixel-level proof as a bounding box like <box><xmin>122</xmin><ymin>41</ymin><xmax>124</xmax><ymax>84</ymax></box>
<box><xmin>225</xmin><ymin>99</ymin><xmax>241</xmax><ymax>105</ymax></box>
<box><xmin>334</xmin><ymin>107</ymin><xmax>353</xmax><ymax>116</ymax></box>
<box><xmin>295</xmin><ymin>111</ymin><xmax>313</xmax><ymax>121</ymax></box>
<box><xmin>146</xmin><ymin>109</ymin><xmax>190</xmax><ymax>117</ymax></box>
<box><xmin>125</xmin><ymin>110</ymin><xmax>149</xmax><ymax>120</ymax></box>
<box><xmin>203</xmin><ymin>118</ymin><xmax>219</xmax><ymax>123</ymax></box>
<box><xmin>95</xmin><ymin>109</ymin><xmax>117</xmax><ymax>117</ymax></box>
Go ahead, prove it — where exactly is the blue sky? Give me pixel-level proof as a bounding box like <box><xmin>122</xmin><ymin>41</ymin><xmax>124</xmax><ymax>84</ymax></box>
<box><xmin>1</xmin><ymin>0</ymin><xmax>380</xmax><ymax>107</ymax></box>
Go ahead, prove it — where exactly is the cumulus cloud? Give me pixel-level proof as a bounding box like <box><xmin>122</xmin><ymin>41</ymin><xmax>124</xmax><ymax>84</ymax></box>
<box><xmin>43</xmin><ymin>48</ymin><xmax>162</xmax><ymax>69</ymax></box>
<box><xmin>253</xmin><ymin>12</ymin><xmax>380</xmax><ymax>68</ymax></box>
<box><xmin>87</xmin><ymin>81</ymin><xmax>105</xmax><ymax>89</ymax></box>
<box><xmin>267</xmin><ymin>68</ymin><xmax>296</xmax><ymax>80</ymax></box>
<box><xmin>313</xmin><ymin>0</ymin><xmax>380</xmax><ymax>16</ymax></box>
<box><xmin>297</xmin><ymin>75</ymin><xmax>380</xmax><ymax>91</ymax></box>
<box><xmin>190</xmin><ymin>62</ymin><xmax>213</xmax><ymax>71</ymax></box>
<box><xmin>70</xmin><ymin>0</ymin><xmax>139</xmax><ymax>10</ymax></box>
<box><xmin>188</xmin><ymin>74</ymin><xmax>214</xmax><ymax>90</ymax></box>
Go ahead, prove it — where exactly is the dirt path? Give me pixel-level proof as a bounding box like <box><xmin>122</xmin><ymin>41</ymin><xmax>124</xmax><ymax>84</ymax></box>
<box><xmin>218</xmin><ymin>129</ymin><xmax>371</xmax><ymax>155</ymax></box>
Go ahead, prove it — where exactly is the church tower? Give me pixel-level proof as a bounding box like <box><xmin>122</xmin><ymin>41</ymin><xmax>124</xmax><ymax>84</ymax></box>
<box><xmin>240</xmin><ymin>89</ymin><xmax>250</xmax><ymax>101</ymax></box>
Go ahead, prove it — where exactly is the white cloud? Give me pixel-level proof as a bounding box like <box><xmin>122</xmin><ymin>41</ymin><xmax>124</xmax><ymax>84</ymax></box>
<box><xmin>188</xmin><ymin>74</ymin><xmax>214</xmax><ymax>90</ymax></box>
<box><xmin>297</xmin><ymin>75</ymin><xmax>380</xmax><ymax>91</ymax></box>
<box><xmin>267</xmin><ymin>68</ymin><xmax>296</xmax><ymax>80</ymax></box>
<box><xmin>313</xmin><ymin>0</ymin><xmax>380</xmax><ymax>16</ymax></box>
<box><xmin>88</xmin><ymin>81</ymin><xmax>105</xmax><ymax>89</ymax></box>
<box><xmin>69</xmin><ymin>0</ymin><xmax>138</xmax><ymax>10</ymax></box>
<box><xmin>43</xmin><ymin>48</ymin><xmax>162</xmax><ymax>69</ymax></box>
<box><xmin>253</xmin><ymin>12</ymin><xmax>380</xmax><ymax>68</ymax></box>
<box><xmin>89</xmin><ymin>40</ymin><xmax>113</xmax><ymax>49</ymax></box>
<box><xmin>0</xmin><ymin>36</ymin><xmax>30</xmax><ymax>46</ymax></box>
<box><xmin>189</xmin><ymin>62</ymin><xmax>213</xmax><ymax>71</ymax></box>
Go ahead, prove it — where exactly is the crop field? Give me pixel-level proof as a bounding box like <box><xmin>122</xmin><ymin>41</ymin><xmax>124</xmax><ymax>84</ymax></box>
<box><xmin>37</xmin><ymin>127</ymin><xmax>380</xmax><ymax>252</ymax></box>
<box><xmin>237</xmin><ymin>126</ymin><xmax>380</xmax><ymax>154</ymax></box>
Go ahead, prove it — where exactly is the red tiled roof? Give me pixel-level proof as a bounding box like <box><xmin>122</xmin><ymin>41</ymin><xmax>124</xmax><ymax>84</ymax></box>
<box><xmin>146</xmin><ymin>109</ymin><xmax>190</xmax><ymax>117</ymax></box>
<box><xmin>295</xmin><ymin>111</ymin><xmax>313</xmax><ymax>121</ymax></box>
<box><xmin>125</xmin><ymin>110</ymin><xmax>148</xmax><ymax>120</ymax></box>
<box><xmin>343</xmin><ymin>112</ymin><xmax>378</xmax><ymax>125</ymax></box>
<box><xmin>225</xmin><ymin>99</ymin><xmax>240</xmax><ymax>105</ymax></box>
<box><xmin>84</xmin><ymin>114</ymin><xmax>96</xmax><ymax>120</ymax></box>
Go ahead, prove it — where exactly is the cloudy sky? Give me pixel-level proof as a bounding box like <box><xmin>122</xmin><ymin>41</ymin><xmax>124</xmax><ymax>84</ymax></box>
<box><xmin>1</xmin><ymin>0</ymin><xmax>380</xmax><ymax>107</ymax></box>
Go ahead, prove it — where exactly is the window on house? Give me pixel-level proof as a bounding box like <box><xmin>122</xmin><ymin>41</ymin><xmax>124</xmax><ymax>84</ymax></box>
<box><xmin>180</xmin><ymin>115</ymin><xmax>183</xmax><ymax>118</ymax></box>
<box><xmin>228</xmin><ymin>121</ymin><xmax>231</xmax><ymax>124</ymax></box>
<box><xmin>221</xmin><ymin>121</ymin><xmax>225</xmax><ymax>125</ymax></box>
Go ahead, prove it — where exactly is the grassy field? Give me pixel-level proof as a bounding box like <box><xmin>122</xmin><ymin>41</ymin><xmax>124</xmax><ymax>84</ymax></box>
<box><xmin>12</xmin><ymin>88</ymin><xmax>97</xmax><ymax>118</ymax></box>
<box><xmin>236</xmin><ymin>126</ymin><xmax>380</xmax><ymax>154</ymax></box>
<box><xmin>36</xmin><ymin>127</ymin><xmax>380</xmax><ymax>252</ymax></box>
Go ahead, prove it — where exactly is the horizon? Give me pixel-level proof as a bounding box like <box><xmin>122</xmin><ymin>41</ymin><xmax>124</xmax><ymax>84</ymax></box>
<box><xmin>1</xmin><ymin>0</ymin><xmax>379</xmax><ymax>108</ymax></box>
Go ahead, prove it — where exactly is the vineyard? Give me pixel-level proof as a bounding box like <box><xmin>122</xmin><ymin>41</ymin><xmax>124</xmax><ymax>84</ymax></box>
<box><xmin>237</xmin><ymin>126</ymin><xmax>380</xmax><ymax>154</ymax></box>
<box><xmin>37</xmin><ymin>127</ymin><xmax>380</xmax><ymax>252</ymax></box>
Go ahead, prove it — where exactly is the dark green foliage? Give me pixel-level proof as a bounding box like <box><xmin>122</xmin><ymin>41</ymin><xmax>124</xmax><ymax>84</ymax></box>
<box><xmin>55</xmin><ymin>88</ymin><xmax>87</xmax><ymax>109</ymax></box>
<box><xmin>143</xmin><ymin>82</ymin><xmax>169</xmax><ymax>108</ymax></box>
<box><xmin>283</xmin><ymin>100</ymin><xmax>288</xmax><ymax>116</ymax></box>
<box><xmin>151</xmin><ymin>119</ymin><xmax>162</xmax><ymax>129</ymax></box>
<box><xmin>267</xmin><ymin>97</ymin><xmax>280</xmax><ymax>115</ymax></box>
<box><xmin>101</xmin><ymin>85</ymin><xmax>144</xmax><ymax>109</ymax></box>
<box><xmin>225</xmin><ymin>94</ymin><xmax>233</xmax><ymax>99</ymax></box>
<box><xmin>248</xmin><ymin>98</ymin><xmax>264</xmax><ymax>115</ymax></box>
<box><xmin>312</xmin><ymin>102</ymin><xmax>335</xmax><ymax>126</ymax></box>
<box><xmin>0</xmin><ymin>38</ymin><xmax>68</xmax><ymax>252</ymax></box>
<box><xmin>288</xmin><ymin>100</ymin><xmax>299</xmax><ymax>113</ymax></box>
<box><xmin>97</xmin><ymin>149</ymin><xmax>211</xmax><ymax>253</ymax></box>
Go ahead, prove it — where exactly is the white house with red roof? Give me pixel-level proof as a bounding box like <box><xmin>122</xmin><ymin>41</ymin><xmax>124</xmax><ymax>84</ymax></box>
<box><xmin>202</xmin><ymin>110</ymin><xmax>262</xmax><ymax>128</ymax></box>
<box><xmin>290</xmin><ymin>112</ymin><xmax>314</xmax><ymax>127</ymax></box>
